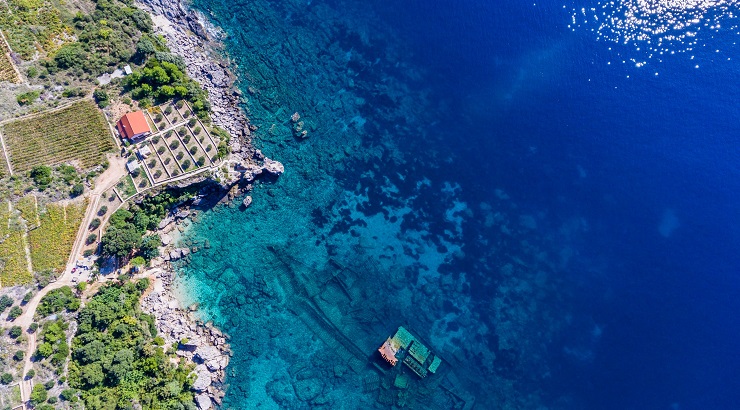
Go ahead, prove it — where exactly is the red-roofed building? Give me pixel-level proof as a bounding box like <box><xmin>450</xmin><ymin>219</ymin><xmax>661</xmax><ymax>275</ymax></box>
<box><xmin>117</xmin><ymin>111</ymin><xmax>151</xmax><ymax>141</ymax></box>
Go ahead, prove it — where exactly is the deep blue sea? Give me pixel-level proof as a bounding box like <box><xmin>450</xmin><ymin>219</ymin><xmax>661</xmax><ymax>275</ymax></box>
<box><xmin>176</xmin><ymin>0</ymin><xmax>740</xmax><ymax>408</ymax></box>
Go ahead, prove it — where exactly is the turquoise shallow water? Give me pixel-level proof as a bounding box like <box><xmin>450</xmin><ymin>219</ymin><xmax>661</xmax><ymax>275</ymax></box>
<box><xmin>174</xmin><ymin>0</ymin><xmax>740</xmax><ymax>408</ymax></box>
<box><xmin>171</xmin><ymin>1</ymin><xmax>581</xmax><ymax>408</ymax></box>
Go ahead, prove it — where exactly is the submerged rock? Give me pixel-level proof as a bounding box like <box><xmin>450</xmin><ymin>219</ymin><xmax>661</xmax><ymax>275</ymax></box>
<box><xmin>293</xmin><ymin>378</ymin><xmax>322</xmax><ymax>402</ymax></box>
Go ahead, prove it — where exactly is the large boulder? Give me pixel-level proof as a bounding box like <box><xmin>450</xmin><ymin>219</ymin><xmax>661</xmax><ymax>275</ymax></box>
<box><xmin>192</xmin><ymin>365</ymin><xmax>212</xmax><ymax>392</ymax></box>
<box><xmin>262</xmin><ymin>158</ymin><xmax>284</xmax><ymax>175</ymax></box>
<box><xmin>195</xmin><ymin>394</ymin><xmax>212</xmax><ymax>410</ymax></box>
<box><xmin>195</xmin><ymin>346</ymin><xmax>220</xmax><ymax>362</ymax></box>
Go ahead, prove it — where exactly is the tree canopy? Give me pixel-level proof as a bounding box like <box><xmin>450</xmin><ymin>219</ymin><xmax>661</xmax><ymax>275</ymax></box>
<box><xmin>69</xmin><ymin>280</ymin><xmax>195</xmax><ymax>408</ymax></box>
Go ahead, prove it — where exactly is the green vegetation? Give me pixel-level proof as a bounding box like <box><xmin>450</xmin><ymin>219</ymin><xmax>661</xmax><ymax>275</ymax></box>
<box><xmin>130</xmin><ymin>256</ymin><xmax>145</xmax><ymax>268</ymax></box>
<box><xmin>36</xmin><ymin>286</ymin><xmax>80</xmax><ymax>319</ymax></box>
<box><xmin>93</xmin><ymin>89</ymin><xmax>110</xmax><ymax>108</ymax></box>
<box><xmin>0</xmin><ymin>373</ymin><xmax>12</xmax><ymax>384</ymax></box>
<box><xmin>8</xmin><ymin>326</ymin><xmax>22</xmax><ymax>338</ymax></box>
<box><xmin>1</xmin><ymin>100</ymin><xmax>116</xmax><ymax>172</ymax></box>
<box><xmin>35</xmin><ymin>319</ymin><xmax>70</xmax><ymax>368</ymax></box>
<box><xmin>90</xmin><ymin>218</ymin><xmax>101</xmax><ymax>230</ymax></box>
<box><xmin>0</xmin><ymin>295</ymin><xmax>12</xmax><ymax>311</ymax></box>
<box><xmin>117</xmin><ymin>175</ymin><xmax>138</xmax><ymax>199</ymax></box>
<box><xmin>28</xmin><ymin>200</ymin><xmax>88</xmax><ymax>273</ymax></box>
<box><xmin>35</xmin><ymin>269</ymin><xmax>57</xmax><ymax>288</ymax></box>
<box><xmin>126</xmin><ymin>59</ymin><xmax>209</xmax><ymax>117</ymax></box>
<box><xmin>7</xmin><ymin>306</ymin><xmax>22</xmax><ymax>320</ymax></box>
<box><xmin>0</xmin><ymin>0</ymin><xmax>67</xmax><ymax>59</ymax></box>
<box><xmin>39</xmin><ymin>0</ymin><xmax>153</xmax><ymax>76</ymax></box>
<box><xmin>71</xmin><ymin>183</ymin><xmax>85</xmax><ymax>197</ymax></box>
<box><xmin>30</xmin><ymin>165</ymin><xmax>53</xmax><ymax>190</ymax></box>
<box><xmin>212</xmin><ymin>127</ymin><xmax>230</xmax><ymax>160</ymax></box>
<box><xmin>30</xmin><ymin>383</ymin><xmax>47</xmax><ymax>405</ymax></box>
<box><xmin>16</xmin><ymin>90</ymin><xmax>40</xmax><ymax>105</ymax></box>
<box><xmin>100</xmin><ymin>191</ymin><xmax>186</xmax><ymax>262</ymax></box>
<box><xmin>69</xmin><ymin>279</ymin><xmax>195</xmax><ymax>408</ymax></box>
<box><xmin>63</xmin><ymin>87</ymin><xmax>86</xmax><ymax>98</ymax></box>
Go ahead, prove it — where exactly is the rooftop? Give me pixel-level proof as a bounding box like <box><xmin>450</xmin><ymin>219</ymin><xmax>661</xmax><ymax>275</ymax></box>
<box><xmin>117</xmin><ymin>111</ymin><xmax>151</xmax><ymax>140</ymax></box>
<box><xmin>126</xmin><ymin>160</ymin><xmax>141</xmax><ymax>173</ymax></box>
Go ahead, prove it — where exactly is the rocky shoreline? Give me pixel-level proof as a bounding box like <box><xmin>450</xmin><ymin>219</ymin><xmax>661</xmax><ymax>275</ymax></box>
<box><xmin>129</xmin><ymin>0</ymin><xmax>285</xmax><ymax>408</ymax></box>
<box><xmin>140</xmin><ymin>265</ymin><xmax>229</xmax><ymax>409</ymax></box>
<box><xmin>135</xmin><ymin>0</ymin><xmax>284</xmax><ymax>183</ymax></box>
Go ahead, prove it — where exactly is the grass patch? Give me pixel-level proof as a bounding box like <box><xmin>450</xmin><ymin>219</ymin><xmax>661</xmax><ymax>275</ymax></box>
<box><xmin>0</xmin><ymin>201</ymin><xmax>32</xmax><ymax>286</ymax></box>
<box><xmin>28</xmin><ymin>200</ymin><xmax>87</xmax><ymax>274</ymax></box>
<box><xmin>117</xmin><ymin>175</ymin><xmax>137</xmax><ymax>199</ymax></box>
<box><xmin>1</xmin><ymin>100</ymin><xmax>116</xmax><ymax>173</ymax></box>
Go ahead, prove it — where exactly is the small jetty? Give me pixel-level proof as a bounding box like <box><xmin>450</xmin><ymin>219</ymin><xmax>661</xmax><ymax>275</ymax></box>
<box><xmin>266</xmin><ymin>245</ymin><xmax>476</xmax><ymax>409</ymax></box>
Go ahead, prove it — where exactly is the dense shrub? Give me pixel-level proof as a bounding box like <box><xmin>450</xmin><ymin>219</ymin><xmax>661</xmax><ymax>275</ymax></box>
<box><xmin>36</xmin><ymin>287</ymin><xmax>80</xmax><ymax>319</ymax></box>
<box><xmin>8</xmin><ymin>326</ymin><xmax>22</xmax><ymax>338</ymax></box>
<box><xmin>17</xmin><ymin>90</ymin><xmax>40</xmax><ymax>105</ymax></box>
<box><xmin>70</xmin><ymin>183</ymin><xmax>85</xmax><ymax>197</ymax></box>
<box><xmin>69</xmin><ymin>281</ymin><xmax>194</xmax><ymax>408</ymax></box>
<box><xmin>0</xmin><ymin>295</ymin><xmax>13</xmax><ymax>311</ymax></box>
<box><xmin>7</xmin><ymin>306</ymin><xmax>22</xmax><ymax>320</ymax></box>
<box><xmin>30</xmin><ymin>165</ymin><xmax>53</xmax><ymax>190</ymax></box>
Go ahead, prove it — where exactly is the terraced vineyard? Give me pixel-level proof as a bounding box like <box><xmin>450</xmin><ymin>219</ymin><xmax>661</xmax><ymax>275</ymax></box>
<box><xmin>28</xmin><ymin>200</ymin><xmax>87</xmax><ymax>273</ymax></box>
<box><xmin>0</xmin><ymin>32</ymin><xmax>19</xmax><ymax>83</ymax></box>
<box><xmin>0</xmin><ymin>201</ymin><xmax>32</xmax><ymax>286</ymax></box>
<box><xmin>1</xmin><ymin>100</ymin><xmax>116</xmax><ymax>172</ymax></box>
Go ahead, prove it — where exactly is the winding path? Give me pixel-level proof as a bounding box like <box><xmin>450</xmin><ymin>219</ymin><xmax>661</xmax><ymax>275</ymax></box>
<box><xmin>17</xmin><ymin>154</ymin><xmax>127</xmax><ymax>407</ymax></box>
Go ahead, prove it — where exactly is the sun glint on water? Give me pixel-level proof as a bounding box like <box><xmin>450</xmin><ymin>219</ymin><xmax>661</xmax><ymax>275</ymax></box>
<box><xmin>570</xmin><ymin>0</ymin><xmax>740</xmax><ymax>63</ymax></box>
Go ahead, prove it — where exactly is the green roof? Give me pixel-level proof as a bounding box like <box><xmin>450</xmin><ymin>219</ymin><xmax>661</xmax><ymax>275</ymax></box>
<box><xmin>392</xmin><ymin>326</ymin><xmax>415</xmax><ymax>349</ymax></box>
<box><xmin>428</xmin><ymin>355</ymin><xmax>442</xmax><ymax>373</ymax></box>
<box><xmin>408</xmin><ymin>340</ymin><xmax>431</xmax><ymax>364</ymax></box>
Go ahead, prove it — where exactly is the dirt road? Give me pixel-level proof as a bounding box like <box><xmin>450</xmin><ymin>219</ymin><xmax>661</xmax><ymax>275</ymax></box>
<box><xmin>17</xmin><ymin>154</ymin><xmax>127</xmax><ymax>406</ymax></box>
